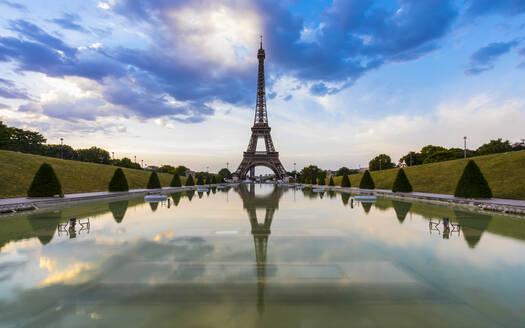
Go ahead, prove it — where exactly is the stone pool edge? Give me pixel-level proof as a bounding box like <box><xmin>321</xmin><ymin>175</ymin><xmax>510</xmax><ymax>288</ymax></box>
<box><xmin>0</xmin><ymin>184</ymin><xmax>224</xmax><ymax>216</ymax></box>
<box><xmin>301</xmin><ymin>184</ymin><xmax>525</xmax><ymax>218</ymax></box>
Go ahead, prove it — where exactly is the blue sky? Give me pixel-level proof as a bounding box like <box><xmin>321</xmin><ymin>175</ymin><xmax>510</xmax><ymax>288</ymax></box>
<box><xmin>0</xmin><ymin>0</ymin><xmax>524</xmax><ymax>172</ymax></box>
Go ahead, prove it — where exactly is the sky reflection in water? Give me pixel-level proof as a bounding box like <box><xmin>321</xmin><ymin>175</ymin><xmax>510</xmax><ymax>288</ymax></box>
<box><xmin>1</xmin><ymin>184</ymin><xmax>525</xmax><ymax>327</ymax></box>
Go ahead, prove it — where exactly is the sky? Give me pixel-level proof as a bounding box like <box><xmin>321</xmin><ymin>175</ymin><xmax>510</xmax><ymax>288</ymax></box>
<box><xmin>0</xmin><ymin>0</ymin><xmax>524</xmax><ymax>173</ymax></box>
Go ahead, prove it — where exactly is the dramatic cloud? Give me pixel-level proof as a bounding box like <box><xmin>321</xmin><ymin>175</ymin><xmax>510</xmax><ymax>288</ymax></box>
<box><xmin>51</xmin><ymin>13</ymin><xmax>86</xmax><ymax>32</ymax></box>
<box><xmin>0</xmin><ymin>0</ymin><xmax>26</xmax><ymax>11</ymax></box>
<box><xmin>465</xmin><ymin>40</ymin><xmax>519</xmax><ymax>74</ymax></box>
<box><xmin>0</xmin><ymin>0</ymin><xmax>523</xmax><ymax>129</ymax></box>
<box><xmin>0</xmin><ymin>77</ymin><xmax>29</xmax><ymax>99</ymax></box>
<box><xmin>465</xmin><ymin>0</ymin><xmax>525</xmax><ymax>18</ymax></box>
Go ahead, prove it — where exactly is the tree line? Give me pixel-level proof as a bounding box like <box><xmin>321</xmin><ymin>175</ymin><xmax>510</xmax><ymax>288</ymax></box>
<box><xmin>369</xmin><ymin>138</ymin><xmax>525</xmax><ymax>171</ymax></box>
<box><xmin>0</xmin><ymin>121</ymin><xmax>191</xmax><ymax>173</ymax></box>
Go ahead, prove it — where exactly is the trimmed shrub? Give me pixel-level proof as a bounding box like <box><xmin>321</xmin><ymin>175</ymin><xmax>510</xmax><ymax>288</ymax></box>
<box><xmin>27</xmin><ymin>163</ymin><xmax>62</xmax><ymax>197</ymax></box>
<box><xmin>170</xmin><ymin>174</ymin><xmax>182</xmax><ymax>187</ymax></box>
<box><xmin>311</xmin><ymin>175</ymin><xmax>317</xmax><ymax>185</ymax></box>
<box><xmin>186</xmin><ymin>175</ymin><xmax>195</xmax><ymax>186</ymax></box>
<box><xmin>147</xmin><ymin>171</ymin><xmax>161</xmax><ymax>189</ymax></box>
<box><xmin>211</xmin><ymin>175</ymin><xmax>217</xmax><ymax>184</ymax></box>
<box><xmin>341</xmin><ymin>174</ymin><xmax>351</xmax><ymax>187</ymax></box>
<box><xmin>108</xmin><ymin>168</ymin><xmax>129</xmax><ymax>192</ymax></box>
<box><xmin>328</xmin><ymin>177</ymin><xmax>335</xmax><ymax>186</ymax></box>
<box><xmin>318</xmin><ymin>176</ymin><xmax>325</xmax><ymax>185</ymax></box>
<box><xmin>454</xmin><ymin>160</ymin><xmax>492</xmax><ymax>198</ymax></box>
<box><xmin>392</xmin><ymin>168</ymin><xmax>412</xmax><ymax>192</ymax></box>
<box><xmin>359</xmin><ymin>170</ymin><xmax>375</xmax><ymax>189</ymax></box>
<box><xmin>196</xmin><ymin>175</ymin><xmax>204</xmax><ymax>185</ymax></box>
<box><xmin>205</xmin><ymin>175</ymin><xmax>212</xmax><ymax>184</ymax></box>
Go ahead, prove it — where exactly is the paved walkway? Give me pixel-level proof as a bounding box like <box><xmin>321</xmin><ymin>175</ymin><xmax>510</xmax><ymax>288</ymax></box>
<box><xmin>0</xmin><ymin>186</ymin><xmax>191</xmax><ymax>210</ymax></box>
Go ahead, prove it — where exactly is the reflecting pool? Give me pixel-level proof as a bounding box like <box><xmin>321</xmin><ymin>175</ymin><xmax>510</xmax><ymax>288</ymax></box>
<box><xmin>1</xmin><ymin>184</ymin><xmax>525</xmax><ymax>327</ymax></box>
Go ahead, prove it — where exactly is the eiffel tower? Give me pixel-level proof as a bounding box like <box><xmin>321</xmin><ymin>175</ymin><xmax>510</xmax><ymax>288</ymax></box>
<box><xmin>234</xmin><ymin>37</ymin><xmax>287</xmax><ymax>180</ymax></box>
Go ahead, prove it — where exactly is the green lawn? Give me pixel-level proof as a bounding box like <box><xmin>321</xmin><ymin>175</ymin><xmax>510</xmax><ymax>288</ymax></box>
<box><xmin>330</xmin><ymin>150</ymin><xmax>525</xmax><ymax>200</ymax></box>
<box><xmin>0</xmin><ymin>150</ymin><xmax>186</xmax><ymax>198</ymax></box>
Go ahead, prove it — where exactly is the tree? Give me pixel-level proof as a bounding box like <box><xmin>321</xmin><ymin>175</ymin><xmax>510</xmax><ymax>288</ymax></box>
<box><xmin>359</xmin><ymin>170</ymin><xmax>375</xmax><ymax>189</ymax></box>
<box><xmin>392</xmin><ymin>168</ymin><xmax>412</xmax><ymax>192</ymax></box>
<box><xmin>310</xmin><ymin>175</ymin><xmax>317</xmax><ymax>185</ymax></box>
<box><xmin>454</xmin><ymin>160</ymin><xmax>492</xmax><ymax>198</ymax></box>
<box><xmin>170</xmin><ymin>174</ymin><xmax>182</xmax><ymax>187</ymax></box>
<box><xmin>477</xmin><ymin>138</ymin><xmax>512</xmax><ymax>156</ymax></box>
<box><xmin>27</xmin><ymin>163</ymin><xmax>62</xmax><ymax>197</ymax></box>
<box><xmin>512</xmin><ymin>139</ymin><xmax>525</xmax><ymax>151</ymax></box>
<box><xmin>158</xmin><ymin>165</ymin><xmax>175</xmax><ymax>173</ymax></box>
<box><xmin>218</xmin><ymin>168</ymin><xmax>232</xmax><ymax>180</ymax></box>
<box><xmin>147</xmin><ymin>172</ymin><xmax>161</xmax><ymax>189</ymax></box>
<box><xmin>369</xmin><ymin>154</ymin><xmax>395</xmax><ymax>171</ymax></box>
<box><xmin>336</xmin><ymin>167</ymin><xmax>355</xmax><ymax>176</ymax></box>
<box><xmin>328</xmin><ymin>176</ymin><xmax>335</xmax><ymax>186</ymax></box>
<box><xmin>174</xmin><ymin>165</ymin><xmax>189</xmax><ymax>176</ymax></box>
<box><xmin>420</xmin><ymin>145</ymin><xmax>447</xmax><ymax>159</ymax></box>
<box><xmin>341</xmin><ymin>174</ymin><xmax>351</xmax><ymax>187</ymax></box>
<box><xmin>211</xmin><ymin>175</ymin><xmax>217</xmax><ymax>184</ymax></box>
<box><xmin>301</xmin><ymin>165</ymin><xmax>323</xmax><ymax>180</ymax></box>
<box><xmin>423</xmin><ymin>150</ymin><xmax>457</xmax><ymax>164</ymax></box>
<box><xmin>109</xmin><ymin>168</ymin><xmax>129</xmax><ymax>192</ymax></box>
<box><xmin>205</xmin><ymin>174</ymin><xmax>212</xmax><ymax>184</ymax></box>
<box><xmin>399</xmin><ymin>151</ymin><xmax>425</xmax><ymax>166</ymax></box>
<box><xmin>114</xmin><ymin>157</ymin><xmax>141</xmax><ymax>169</ymax></box>
<box><xmin>77</xmin><ymin>146</ymin><xmax>111</xmax><ymax>164</ymax></box>
<box><xmin>186</xmin><ymin>175</ymin><xmax>195</xmax><ymax>186</ymax></box>
<box><xmin>449</xmin><ymin>148</ymin><xmax>477</xmax><ymax>159</ymax></box>
<box><xmin>318</xmin><ymin>176</ymin><xmax>325</xmax><ymax>185</ymax></box>
<box><xmin>41</xmin><ymin>144</ymin><xmax>77</xmax><ymax>160</ymax></box>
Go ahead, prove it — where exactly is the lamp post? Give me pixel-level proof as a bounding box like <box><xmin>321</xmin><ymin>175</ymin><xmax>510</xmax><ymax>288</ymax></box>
<box><xmin>463</xmin><ymin>136</ymin><xmax>467</xmax><ymax>159</ymax></box>
<box><xmin>141</xmin><ymin>159</ymin><xmax>143</xmax><ymax>168</ymax></box>
<box><xmin>60</xmin><ymin>138</ymin><xmax>63</xmax><ymax>159</ymax></box>
<box><xmin>112</xmin><ymin>152</ymin><xmax>114</xmax><ymax>165</ymax></box>
<box><xmin>293</xmin><ymin>162</ymin><xmax>297</xmax><ymax>181</ymax></box>
<box><xmin>134</xmin><ymin>155</ymin><xmax>137</xmax><ymax>163</ymax></box>
<box><xmin>226</xmin><ymin>162</ymin><xmax>229</xmax><ymax>171</ymax></box>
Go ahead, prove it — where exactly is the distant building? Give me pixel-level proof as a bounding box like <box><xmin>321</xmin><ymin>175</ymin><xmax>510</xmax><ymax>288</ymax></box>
<box><xmin>399</xmin><ymin>160</ymin><xmax>407</xmax><ymax>168</ymax></box>
<box><xmin>144</xmin><ymin>165</ymin><xmax>159</xmax><ymax>171</ymax></box>
<box><xmin>326</xmin><ymin>170</ymin><xmax>336</xmax><ymax>178</ymax></box>
<box><xmin>358</xmin><ymin>167</ymin><xmax>369</xmax><ymax>173</ymax></box>
<box><xmin>185</xmin><ymin>170</ymin><xmax>196</xmax><ymax>177</ymax></box>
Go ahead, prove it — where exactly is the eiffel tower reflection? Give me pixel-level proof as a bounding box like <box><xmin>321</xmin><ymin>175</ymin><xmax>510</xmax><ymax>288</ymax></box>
<box><xmin>236</xmin><ymin>183</ymin><xmax>284</xmax><ymax>315</ymax></box>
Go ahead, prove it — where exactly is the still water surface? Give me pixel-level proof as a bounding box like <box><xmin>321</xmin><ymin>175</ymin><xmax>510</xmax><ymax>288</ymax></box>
<box><xmin>1</xmin><ymin>184</ymin><xmax>525</xmax><ymax>327</ymax></box>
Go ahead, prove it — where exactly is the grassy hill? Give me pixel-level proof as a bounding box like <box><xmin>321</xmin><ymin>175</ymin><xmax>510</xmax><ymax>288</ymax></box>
<box><xmin>331</xmin><ymin>150</ymin><xmax>525</xmax><ymax>200</ymax></box>
<box><xmin>0</xmin><ymin>150</ymin><xmax>186</xmax><ymax>198</ymax></box>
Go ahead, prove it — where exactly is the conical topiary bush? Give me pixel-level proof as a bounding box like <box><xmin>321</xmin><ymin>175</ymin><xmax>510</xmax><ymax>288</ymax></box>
<box><xmin>318</xmin><ymin>176</ymin><xmax>325</xmax><ymax>185</ymax></box>
<box><xmin>341</xmin><ymin>174</ymin><xmax>351</xmax><ymax>187</ymax></box>
<box><xmin>147</xmin><ymin>171</ymin><xmax>161</xmax><ymax>189</ymax></box>
<box><xmin>392</xmin><ymin>168</ymin><xmax>412</xmax><ymax>193</ymax></box>
<box><xmin>211</xmin><ymin>175</ymin><xmax>217</xmax><ymax>184</ymax></box>
<box><xmin>170</xmin><ymin>174</ymin><xmax>182</xmax><ymax>187</ymax></box>
<box><xmin>27</xmin><ymin>163</ymin><xmax>62</xmax><ymax>197</ymax></box>
<box><xmin>454</xmin><ymin>160</ymin><xmax>492</xmax><ymax>198</ymax></box>
<box><xmin>311</xmin><ymin>175</ymin><xmax>317</xmax><ymax>185</ymax></box>
<box><xmin>109</xmin><ymin>168</ymin><xmax>129</xmax><ymax>192</ymax></box>
<box><xmin>328</xmin><ymin>176</ymin><xmax>335</xmax><ymax>186</ymax></box>
<box><xmin>359</xmin><ymin>170</ymin><xmax>375</xmax><ymax>189</ymax></box>
<box><xmin>186</xmin><ymin>175</ymin><xmax>195</xmax><ymax>186</ymax></box>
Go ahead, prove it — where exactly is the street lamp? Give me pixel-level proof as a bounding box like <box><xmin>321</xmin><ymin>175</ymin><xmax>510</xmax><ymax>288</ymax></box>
<box><xmin>293</xmin><ymin>162</ymin><xmax>296</xmax><ymax>181</ymax></box>
<box><xmin>141</xmin><ymin>159</ymin><xmax>143</xmax><ymax>168</ymax></box>
<box><xmin>134</xmin><ymin>155</ymin><xmax>137</xmax><ymax>163</ymax></box>
<box><xmin>60</xmin><ymin>138</ymin><xmax>63</xmax><ymax>159</ymax></box>
<box><xmin>463</xmin><ymin>136</ymin><xmax>467</xmax><ymax>159</ymax></box>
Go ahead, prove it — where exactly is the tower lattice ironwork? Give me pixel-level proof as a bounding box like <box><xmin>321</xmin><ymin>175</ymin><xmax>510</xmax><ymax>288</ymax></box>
<box><xmin>234</xmin><ymin>37</ymin><xmax>287</xmax><ymax>179</ymax></box>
